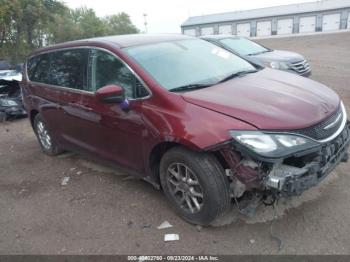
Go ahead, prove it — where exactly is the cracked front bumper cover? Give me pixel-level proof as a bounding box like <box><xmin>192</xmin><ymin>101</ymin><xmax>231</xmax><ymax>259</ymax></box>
<box><xmin>7</xmin><ymin>109</ymin><xmax>27</xmax><ymax>116</ymax></box>
<box><xmin>264</xmin><ymin>124</ymin><xmax>350</xmax><ymax>196</ymax></box>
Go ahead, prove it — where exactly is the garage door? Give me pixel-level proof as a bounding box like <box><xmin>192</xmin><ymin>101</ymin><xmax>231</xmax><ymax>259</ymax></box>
<box><xmin>257</xmin><ymin>21</ymin><xmax>271</xmax><ymax>36</ymax></box>
<box><xmin>237</xmin><ymin>23</ymin><xmax>251</xmax><ymax>37</ymax></box>
<box><xmin>322</xmin><ymin>13</ymin><xmax>340</xmax><ymax>31</ymax></box>
<box><xmin>183</xmin><ymin>29</ymin><xmax>196</xmax><ymax>36</ymax></box>
<box><xmin>299</xmin><ymin>16</ymin><xmax>316</xmax><ymax>33</ymax></box>
<box><xmin>219</xmin><ymin>25</ymin><xmax>232</xmax><ymax>34</ymax></box>
<box><xmin>201</xmin><ymin>27</ymin><xmax>214</xmax><ymax>36</ymax></box>
<box><xmin>277</xmin><ymin>18</ymin><xmax>293</xmax><ymax>35</ymax></box>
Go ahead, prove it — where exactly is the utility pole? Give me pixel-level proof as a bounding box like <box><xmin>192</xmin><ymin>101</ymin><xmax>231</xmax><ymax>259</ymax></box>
<box><xmin>143</xmin><ymin>13</ymin><xmax>148</xmax><ymax>33</ymax></box>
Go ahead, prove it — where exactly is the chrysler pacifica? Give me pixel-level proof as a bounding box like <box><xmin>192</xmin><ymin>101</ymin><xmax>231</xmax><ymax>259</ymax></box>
<box><xmin>22</xmin><ymin>34</ymin><xmax>349</xmax><ymax>225</ymax></box>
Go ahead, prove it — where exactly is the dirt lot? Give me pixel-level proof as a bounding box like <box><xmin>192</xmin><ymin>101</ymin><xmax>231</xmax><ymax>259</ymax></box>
<box><xmin>1</xmin><ymin>32</ymin><xmax>350</xmax><ymax>255</ymax></box>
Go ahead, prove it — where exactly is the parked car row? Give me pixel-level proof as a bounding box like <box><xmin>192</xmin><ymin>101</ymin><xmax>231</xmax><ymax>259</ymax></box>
<box><xmin>21</xmin><ymin>34</ymin><xmax>348</xmax><ymax>225</ymax></box>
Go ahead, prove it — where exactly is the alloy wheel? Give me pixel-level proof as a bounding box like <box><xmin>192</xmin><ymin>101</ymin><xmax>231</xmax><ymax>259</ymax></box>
<box><xmin>36</xmin><ymin>121</ymin><xmax>52</xmax><ymax>150</ymax></box>
<box><xmin>166</xmin><ymin>163</ymin><xmax>204</xmax><ymax>214</ymax></box>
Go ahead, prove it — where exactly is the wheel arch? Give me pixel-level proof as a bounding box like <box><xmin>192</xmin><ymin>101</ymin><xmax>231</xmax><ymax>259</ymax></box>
<box><xmin>30</xmin><ymin>109</ymin><xmax>39</xmax><ymax>128</ymax></box>
<box><xmin>148</xmin><ymin>141</ymin><xmax>181</xmax><ymax>187</ymax></box>
<box><xmin>147</xmin><ymin>139</ymin><xmax>229</xmax><ymax>188</ymax></box>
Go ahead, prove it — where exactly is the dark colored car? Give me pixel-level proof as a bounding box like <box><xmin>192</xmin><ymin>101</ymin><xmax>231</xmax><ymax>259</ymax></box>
<box><xmin>22</xmin><ymin>34</ymin><xmax>349</xmax><ymax>225</ymax></box>
<box><xmin>201</xmin><ymin>35</ymin><xmax>311</xmax><ymax>77</ymax></box>
<box><xmin>0</xmin><ymin>79</ymin><xmax>27</xmax><ymax>121</ymax></box>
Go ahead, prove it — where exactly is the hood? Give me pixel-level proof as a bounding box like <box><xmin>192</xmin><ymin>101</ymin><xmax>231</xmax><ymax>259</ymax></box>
<box><xmin>182</xmin><ymin>68</ymin><xmax>340</xmax><ymax>130</ymax></box>
<box><xmin>252</xmin><ymin>49</ymin><xmax>304</xmax><ymax>63</ymax></box>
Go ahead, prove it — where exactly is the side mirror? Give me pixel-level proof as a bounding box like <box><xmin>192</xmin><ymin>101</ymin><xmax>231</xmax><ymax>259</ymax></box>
<box><xmin>95</xmin><ymin>84</ymin><xmax>125</xmax><ymax>104</ymax></box>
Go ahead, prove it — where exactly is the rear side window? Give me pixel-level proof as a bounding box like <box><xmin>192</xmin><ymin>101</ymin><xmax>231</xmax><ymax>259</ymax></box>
<box><xmin>50</xmin><ymin>49</ymin><xmax>88</xmax><ymax>90</ymax></box>
<box><xmin>27</xmin><ymin>49</ymin><xmax>88</xmax><ymax>90</ymax></box>
<box><xmin>27</xmin><ymin>54</ymin><xmax>50</xmax><ymax>84</ymax></box>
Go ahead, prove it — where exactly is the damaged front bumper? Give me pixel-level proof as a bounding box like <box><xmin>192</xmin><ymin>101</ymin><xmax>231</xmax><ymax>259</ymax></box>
<box><xmin>4</xmin><ymin>107</ymin><xmax>27</xmax><ymax>116</ymax></box>
<box><xmin>0</xmin><ymin>107</ymin><xmax>27</xmax><ymax>121</ymax></box>
<box><xmin>264</xmin><ymin>124</ymin><xmax>350</xmax><ymax>196</ymax></box>
<box><xmin>0</xmin><ymin>79</ymin><xmax>27</xmax><ymax>120</ymax></box>
<box><xmin>219</xmin><ymin>123</ymin><xmax>350</xmax><ymax>198</ymax></box>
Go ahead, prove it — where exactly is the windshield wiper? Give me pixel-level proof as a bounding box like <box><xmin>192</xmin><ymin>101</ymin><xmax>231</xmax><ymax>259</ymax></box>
<box><xmin>217</xmin><ymin>70</ymin><xmax>258</xmax><ymax>84</ymax></box>
<box><xmin>169</xmin><ymin>83</ymin><xmax>212</xmax><ymax>92</ymax></box>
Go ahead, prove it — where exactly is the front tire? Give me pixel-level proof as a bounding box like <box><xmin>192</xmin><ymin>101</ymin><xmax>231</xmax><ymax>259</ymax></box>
<box><xmin>160</xmin><ymin>147</ymin><xmax>231</xmax><ymax>225</ymax></box>
<box><xmin>33</xmin><ymin>114</ymin><xmax>63</xmax><ymax>156</ymax></box>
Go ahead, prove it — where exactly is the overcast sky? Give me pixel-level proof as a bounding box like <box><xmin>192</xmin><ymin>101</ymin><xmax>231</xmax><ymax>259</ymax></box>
<box><xmin>64</xmin><ymin>0</ymin><xmax>312</xmax><ymax>33</ymax></box>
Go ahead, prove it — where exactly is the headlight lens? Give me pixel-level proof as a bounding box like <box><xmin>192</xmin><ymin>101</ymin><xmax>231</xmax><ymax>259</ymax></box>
<box><xmin>0</xmin><ymin>99</ymin><xmax>18</xmax><ymax>107</ymax></box>
<box><xmin>229</xmin><ymin>131</ymin><xmax>319</xmax><ymax>158</ymax></box>
<box><xmin>268</xmin><ymin>61</ymin><xmax>290</xmax><ymax>70</ymax></box>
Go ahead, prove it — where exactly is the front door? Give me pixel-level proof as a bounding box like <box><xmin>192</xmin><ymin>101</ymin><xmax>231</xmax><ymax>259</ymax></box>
<box><xmin>72</xmin><ymin>48</ymin><xmax>150</xmax><ymax>173</ymax></box>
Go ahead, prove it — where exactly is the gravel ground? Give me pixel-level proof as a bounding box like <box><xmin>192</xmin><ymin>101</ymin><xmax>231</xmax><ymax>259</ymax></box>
<box><xmin>0</xmin><ymin>32</ymin><xmax>350</xmax><ymax>255</ymax></box>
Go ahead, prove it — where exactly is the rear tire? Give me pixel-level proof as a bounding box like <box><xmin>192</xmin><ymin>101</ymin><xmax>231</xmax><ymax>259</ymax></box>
<box><xmin>33</xmin><ymin>114</ymin><xmax>63</xmax><ymax>156</ymax></box>
<box><xmin>160</xmin><ymin>146</ymin><xmax>231</xmax><ymax>225</ymax></box>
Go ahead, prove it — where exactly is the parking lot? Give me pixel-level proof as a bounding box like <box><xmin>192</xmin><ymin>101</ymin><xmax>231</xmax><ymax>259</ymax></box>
<box><xmin>1</xmin><ymin>32</ymin><xmax>350</xmax><ymax>255</ymax></box>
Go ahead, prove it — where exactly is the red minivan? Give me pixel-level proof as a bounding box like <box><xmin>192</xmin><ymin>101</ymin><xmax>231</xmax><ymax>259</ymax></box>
<box><xmin>22</xmin><ymin>34</ymin><xmax>349</xmax><ymax>225</ymax></box>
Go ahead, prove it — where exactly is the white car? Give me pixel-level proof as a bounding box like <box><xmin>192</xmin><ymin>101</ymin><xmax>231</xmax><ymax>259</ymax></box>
<box><xmin>0</xmin><ymin>70</ymin><xmax>22</xmax><ymax>81</ymax></box>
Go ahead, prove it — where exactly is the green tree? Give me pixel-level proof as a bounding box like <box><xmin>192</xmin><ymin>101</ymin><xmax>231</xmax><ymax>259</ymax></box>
<box><xmin>21</xmin><ymin>0</ymin><xmax>65</xmax><ymax>48</ymax></box>
<box><xmin>0</xmin><ymin>0</ymin><xmax>12</xmax><ymax>47</ymax></box>
<box><xmin>104</xmin><ymin>12</ymin><xmax>139</xmax><ymax>35</ymax></box>
<box><xmin>46</xmin><ymin>6</ymin><xmax>81</xmax><ymax>43</ymax></box>
<box><xmin>71</xmin><ymin>7</ymin><xmax>106</xmax><ymax>39</ymax></box>
<box><xmin>0</xmin><ymin>0</ymin><xmax>65</xmax><ymax>62</ymax></box>
<box><xmin>47</xmin><ymin>8</ymin><xmax>140</xmax><ymax>44</ymax></box>
<box><xmin>0</xmin><ymin>1</ymin><xmax>140</xmax><ymax>63</ymax></box>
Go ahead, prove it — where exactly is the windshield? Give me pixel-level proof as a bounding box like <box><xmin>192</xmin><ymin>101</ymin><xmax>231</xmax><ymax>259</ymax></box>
<box><xmin>125</xmin><ymin>39</ymin><xmax>255</xmax><ymax>91</ymax></box>
<box><xmin>219</xmin><ymin>37</ymin><xmax>269</xmax><ymax>56</ymax></box>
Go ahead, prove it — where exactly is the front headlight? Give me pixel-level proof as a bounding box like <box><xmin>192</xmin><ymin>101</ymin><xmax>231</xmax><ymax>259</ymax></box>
<box><xmin>229</xmin><ymin>130</ymin><xmax>320</xmax><ymax>158</ymax></box>
<box><xmin>0</xmin><ymin>99</ymin><xmax>18</xmax><ymax>107</ymax></box>
<box><xmin>268</xmin><ymin>61</ymin><xmax>291</xmax><ymax>70</ymax></box>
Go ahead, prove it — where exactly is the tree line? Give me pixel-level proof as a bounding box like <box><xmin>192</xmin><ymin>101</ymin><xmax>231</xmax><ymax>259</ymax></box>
<box><xmin>0</xmin><ymin>0</ymin><xmax>140</xmax><ymax>64</ymax></box>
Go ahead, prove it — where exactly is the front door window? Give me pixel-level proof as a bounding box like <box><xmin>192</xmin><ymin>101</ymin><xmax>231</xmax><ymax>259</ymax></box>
<box><xmin>88</xmin><ymin>49</ymin><xmax>148</xmax><ymax>99</ymax></box>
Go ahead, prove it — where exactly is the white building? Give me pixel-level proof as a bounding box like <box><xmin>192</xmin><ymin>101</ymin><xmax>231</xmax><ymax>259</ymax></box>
<box><xmin>181</xmin><ymin>0</ymin><xmax>350</xmax><ymax>37</ymax></box>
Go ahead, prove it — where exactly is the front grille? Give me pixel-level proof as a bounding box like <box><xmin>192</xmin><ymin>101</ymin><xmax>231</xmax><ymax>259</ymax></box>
<box><xmin>282</xmin><ymin>124</ymin><xmax>350</xmax><ymax>196</ymax></box>
<box><xmin>292</xmin><ymin>106</ymin><xmax>343</xmax><ymax>141</ymax></box>
<box><xmin>290</xmin><ymin>60</ymin><xmax>311</xmax><ymax>75</ymax></box>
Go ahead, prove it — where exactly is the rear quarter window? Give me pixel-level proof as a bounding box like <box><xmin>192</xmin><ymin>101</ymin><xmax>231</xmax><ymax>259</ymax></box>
<box><xmin>27</xmin><ymin>54</ymin><xmax>50</xmax><ymax>84</ymax></box>
<box><xmin>27</xmin><ymin>49</ymin><xmax>88</xmax><ymax>90</ymax></box>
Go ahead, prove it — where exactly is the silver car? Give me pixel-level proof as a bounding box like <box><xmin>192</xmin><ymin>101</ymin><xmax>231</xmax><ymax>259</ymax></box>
<box><xmin>201</xmin><ymin>35</ymin><xmax>311</xmax><ymax>77</ymax></box>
